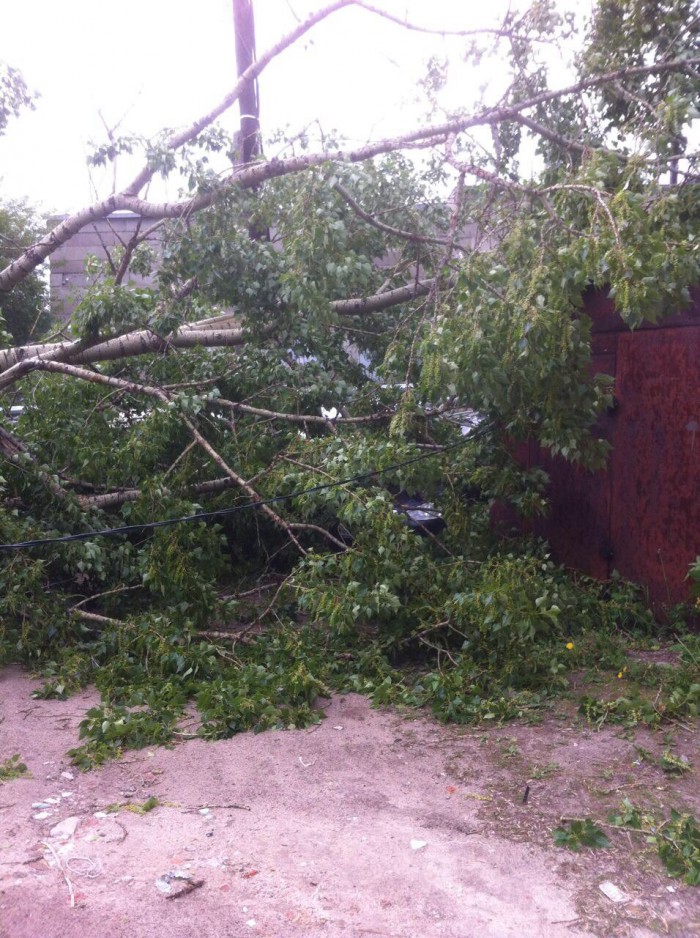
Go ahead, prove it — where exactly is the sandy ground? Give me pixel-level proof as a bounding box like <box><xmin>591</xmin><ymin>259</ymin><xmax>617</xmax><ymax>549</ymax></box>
<box><xmin>0</xmin><ymin>665</ymin><xmax>698</xmax><ymax>938</ymax></box>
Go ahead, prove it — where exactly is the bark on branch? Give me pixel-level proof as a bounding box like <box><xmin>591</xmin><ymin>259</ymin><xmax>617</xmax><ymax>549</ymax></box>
<box><xmin>0</xmin><ymin>279</ymin><xmax>437</xmax><ymax>381</ymax></box>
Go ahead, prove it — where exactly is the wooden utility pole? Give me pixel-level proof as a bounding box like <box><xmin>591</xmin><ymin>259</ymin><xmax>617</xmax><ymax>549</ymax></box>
<box><xmin>232</xmin><ymin>0</ymin><xmax>261</xmax><ymax>164</ymax></box>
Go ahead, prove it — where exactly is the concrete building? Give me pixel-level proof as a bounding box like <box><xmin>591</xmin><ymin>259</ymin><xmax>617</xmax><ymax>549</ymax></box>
<box><xmin>48</xmin><ymin>212</ymin><xmax>162</xmax><ymax>322</ymax></box>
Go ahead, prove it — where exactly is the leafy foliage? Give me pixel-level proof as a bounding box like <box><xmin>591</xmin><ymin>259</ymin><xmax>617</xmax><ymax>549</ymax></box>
<box><xmin>609</xmin><ymin>800</ymin><xmax>700</xmax><ymax>886</ymax></box>
<box><xmin>0</xmin><ymin>3</ymin><xmax>699</xmax><ymax>763</ymax></box>
<box><xmin>0</xmin><ymin>199</ymin><xmax>50</xmax><ymax>345</ymax></box>
<box><xmin>0</xmin><ymin>753</ymin><xmax>30</xmax><ymax>782</ymax></box>
<box><xmin>578</xmin><ymin>633</ymin><xmax>700</xmax><ymax>728</ymax></box>
<box><xmin>0</xmin><ymin>62</ymin><xmax>34</xmax><ymax>137</ymax></box>
<box><xmin>654</xmin><ymin>811</ymin><xmax>700</xmax><ymax>885</ymax></box>
<box><xmin>553</xmin><ymin>819</ymin><xmax>611</xmax><ymax>850</ymax></box>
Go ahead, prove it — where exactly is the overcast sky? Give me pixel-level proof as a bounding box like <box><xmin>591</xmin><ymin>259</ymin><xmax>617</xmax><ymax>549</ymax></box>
<box><xmin>0</xmin><ymin>0</ymin><xmax>584</xmax><ymax>215</ymax></box>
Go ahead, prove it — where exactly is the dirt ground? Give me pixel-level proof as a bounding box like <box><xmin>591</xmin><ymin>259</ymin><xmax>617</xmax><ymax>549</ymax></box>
<box><xmin>0</xmin><ymin>665</ymin><xmax>698</xmax><ymax>938</ymax></box>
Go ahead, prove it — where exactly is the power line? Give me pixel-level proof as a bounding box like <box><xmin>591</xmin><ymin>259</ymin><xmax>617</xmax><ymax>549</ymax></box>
<box><xmin>0</xmin><ymin>426</ymin><xmax>489</xmax><ymax>551</ymax></box>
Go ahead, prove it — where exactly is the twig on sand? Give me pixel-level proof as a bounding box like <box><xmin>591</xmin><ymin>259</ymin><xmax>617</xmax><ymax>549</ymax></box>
<box><xmin>165</xmin><ymin>878</ymin><xmax>204</xmax><ymax>899</ymax></box>
<box><xmin>41</xmin><ymin>839</ymin><xmax>75</xmax><ymax>908</ymax></box>
<box><xmin>182</xmin><ymin>802</ymin><xmax>251</xmax><ymax>812</ymax></box>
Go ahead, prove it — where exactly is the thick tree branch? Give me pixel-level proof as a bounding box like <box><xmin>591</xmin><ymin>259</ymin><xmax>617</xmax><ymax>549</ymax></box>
<box><xmin>0</xmin><ymin>278</ymin><xmax>441</xmax><ymax>380</ymax></box>
<box><xmin>0</xmin><ymin>317</ymin><xmax>275</xmax><ymax>379</ymax></box>
<box><xmin>71</xmin><ymin>609</ymin><xmax>127</xmax><ymax>627</ymax></box>
<box><xmin>331</xmin><ymin>278</ymin><xmax>436</xmax><ymax>316</ymax></box>
<box><xmin>1</xmin><ymin>55</ymin><xmax>697</xmax><ymax>292</ymax></box>
<box><xmin>75</xmin><ymin>476</ymin><xmax>246</xmax><ymax>511</ymax></box>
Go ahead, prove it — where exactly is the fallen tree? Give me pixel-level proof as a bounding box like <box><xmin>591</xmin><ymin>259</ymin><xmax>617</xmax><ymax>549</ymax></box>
<box><xmin>0</xmin><ymin>0</ymin><xmax>699</xmax><ymax>758</ymax></box>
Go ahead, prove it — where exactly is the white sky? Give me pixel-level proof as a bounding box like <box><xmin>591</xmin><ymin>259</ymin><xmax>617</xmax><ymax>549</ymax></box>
<box><xmin>0</xmin><ymin>0</ymin><xmax>583</xmax><ymax>216</ymax></box>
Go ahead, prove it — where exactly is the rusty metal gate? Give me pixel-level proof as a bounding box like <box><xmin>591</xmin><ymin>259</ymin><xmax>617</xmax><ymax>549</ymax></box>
<box><xmin>517</xmin><ymin>288</ymin><xmax>700</xmax><ymax>606</ymax></box>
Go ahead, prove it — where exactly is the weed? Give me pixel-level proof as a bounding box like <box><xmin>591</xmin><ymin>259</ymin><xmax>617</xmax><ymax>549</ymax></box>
<box><xmin>0</xmin><ymin>754</ymin><xmax>30</xmax><ymax>782</ymax></box>
<box><xmin>125</xmin><ymin>797</ymin><xmax>159</xmax><ymax>814</ymax></box>
<box><xmin>608</xmin><ymin>798</ymin><xmax>654</xmax><ymax>830</ymax></box>
<box><xmin>531</xmin><ymin>762</ymin><xmax>560</xmax><ymax>779</ymax></box>
<box><xmin>659</xmin><ymin>750</ymin><xmax>692</xmax><ymax>776</ymax></box>
<box><xmin>552</xmin><ymin>819</ymin><xmax>611</xmax><ymax>850</ymax></box>
<box><xmin>105</xmin><ymin>797</ymin><xmax>160</xmax><ymax>814</ymax></box>
<box><xmin>501</xmin><ymin>740</ymin><xmax>521</xmax><ymax>759</ymax></box>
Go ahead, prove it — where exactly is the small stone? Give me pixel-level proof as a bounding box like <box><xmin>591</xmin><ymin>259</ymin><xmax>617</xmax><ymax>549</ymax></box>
<box><xmin>49</xmin><ymin>816</ymin><xmax>81</xmax><ymax>840</ymax></box>
<box><xmin>410</xmin><ymin>839</ymin><xmax>428</xmax><ymax>851</ymax></box>
<box><xmin>32</xmin><ymin>812</ymin><xmax>50</xmax><ymax>820</ymax></box>
<box><xmin>60</xmin><ymin>771</ymin><xmax>74</xmax><ymax>781</ymax></box>
<box><xmin>155</xmin><ymin>870</ymin><xmax>193</xmax><ymax>896</ymax></box>
<box><xmin>599</xmin><ymin>881</ymin><xmax>628</xmax><ymax>904</ymax></box>
<box><xmin>31</xmin><ymin>802</ymin><xmax>49</xmax><ymax>809</ymax></box>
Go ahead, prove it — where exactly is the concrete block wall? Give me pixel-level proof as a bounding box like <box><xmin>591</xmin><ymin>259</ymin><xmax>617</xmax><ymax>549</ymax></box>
<box><xmin>49</xmin><ymin>213</ymin><xmax>163</xmax><ymax>322</ymax></box>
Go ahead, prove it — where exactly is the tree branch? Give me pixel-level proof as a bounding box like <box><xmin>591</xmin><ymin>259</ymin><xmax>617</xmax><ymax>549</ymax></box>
<box><xmin>9</xmin><ymin>358</ymin><xmax>308</xmax><ymax>554</ymax></box>
<box><xmin>0</xmin><ymin>318</ymin><xmax>275</xmax><ymax>379</ymax></box>
<box><xmin>2</xmin><ymin>55</ymin><xmax>697</xmax><ymax>291</ymax></box>
<box><xmin>122</xmin><ymin>0</ymin><xmax>358</xmax><ymax>196</ymax></box>
<box><xmin>0</xmin><ymin>278</ymin><xmax>440</xmax><ymax>380</ymax></box>
<box><xmin>216</xmin><ymin>398</ymin><xmax>391</xmax><ymax>425</ymax></box>
<box><xmin>333</xmin><ymin>183</ymin><xmax>456</xmax><ymax>248</ymax></box>
<box><xmin>353</xmin><ymin>1</ymin><xmax>555</xmax><ymax>42</ymax></box>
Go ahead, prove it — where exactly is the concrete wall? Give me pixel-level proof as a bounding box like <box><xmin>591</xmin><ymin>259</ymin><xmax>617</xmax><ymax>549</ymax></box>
<box><xmin>49</xmin><ymin>213</ymin><xmax>163</xmax><ymax>322</ymax></box>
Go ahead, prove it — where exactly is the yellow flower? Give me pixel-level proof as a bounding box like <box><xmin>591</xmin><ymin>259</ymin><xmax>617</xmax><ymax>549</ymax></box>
<box><xmin>565</xmin><ymin>642</ymin><xmax>574</xmax><ymax>650</ymax></box>
<box><xmin>617</xmin><ymin>671</ymin><xmax>623</xmax><ymax>678</ymax></box>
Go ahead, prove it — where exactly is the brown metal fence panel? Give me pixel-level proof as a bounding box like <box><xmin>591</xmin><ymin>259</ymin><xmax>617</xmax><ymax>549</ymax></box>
<box><xmin>503</xmin><ymin>289</ymin><xmax>700</xmax><ymax>606</ymax></box>
<box><xmin>611</xmin><ymin>327</ymin><xmax>700</xmax><ymax>604</ymax></box>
